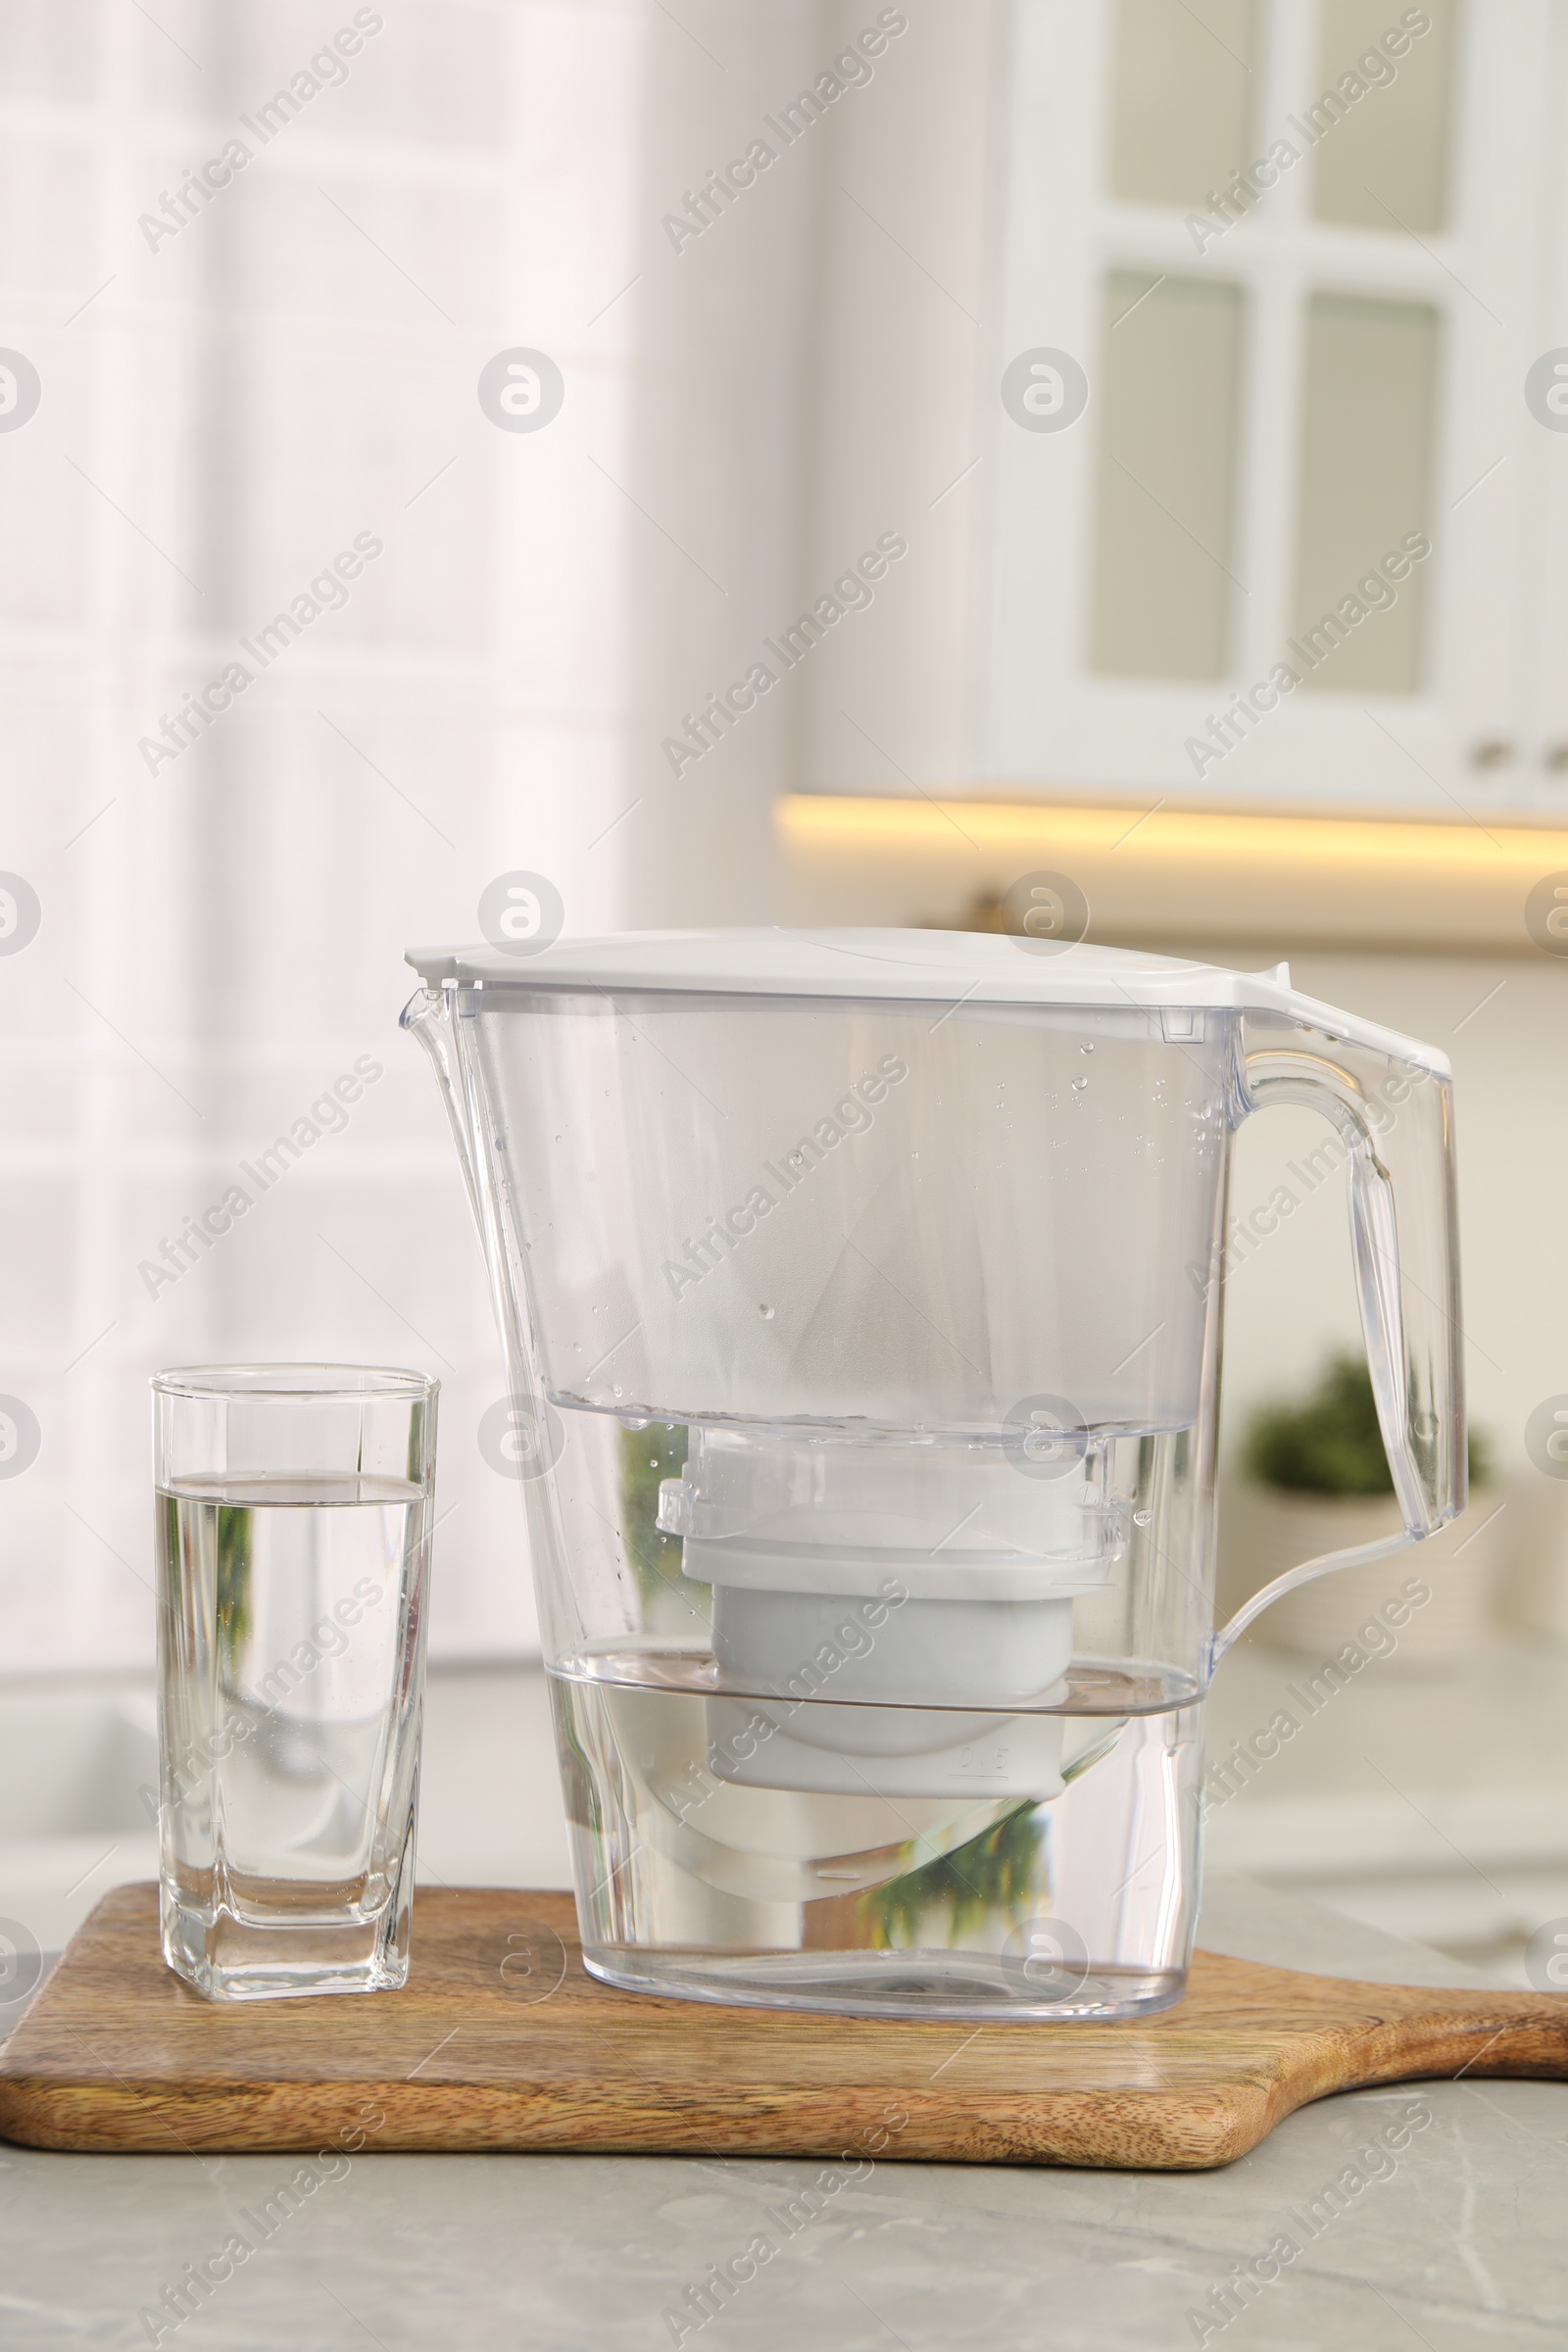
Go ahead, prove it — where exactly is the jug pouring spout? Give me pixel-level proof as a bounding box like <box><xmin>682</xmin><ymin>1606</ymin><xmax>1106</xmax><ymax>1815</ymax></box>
<box><xmin>400</xmin><ymin>982</ymin><xmax>485</xmax><ymax>1236</ymax></box>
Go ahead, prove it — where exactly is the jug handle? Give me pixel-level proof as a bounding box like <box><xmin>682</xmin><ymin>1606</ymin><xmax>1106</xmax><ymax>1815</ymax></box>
<box><xmin>400</xmin><ymin>983</ymin><xmax>486</xmax><ymax>1237</ymax></box>
<box><xmin>1208</xmin><ymin>1043</ymin><xmax>1466</xmax><ymax>1674</ymax></box>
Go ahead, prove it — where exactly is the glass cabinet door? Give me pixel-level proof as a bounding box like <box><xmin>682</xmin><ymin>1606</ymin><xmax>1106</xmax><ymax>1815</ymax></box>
<box><xmin>984</xmin><ymin>0</ymin><xmax>1561</xmax><ymax>816</ymax></box>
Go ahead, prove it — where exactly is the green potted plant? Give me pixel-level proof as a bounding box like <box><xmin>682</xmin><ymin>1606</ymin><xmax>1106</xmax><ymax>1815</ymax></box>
<box><xmin>1226</xmin><ymin>1354</ymin><xmax>1499</xmax><ymax>1664</ymax></box>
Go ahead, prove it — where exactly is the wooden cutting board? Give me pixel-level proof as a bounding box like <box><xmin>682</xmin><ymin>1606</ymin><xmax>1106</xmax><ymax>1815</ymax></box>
<box><xmin>2</xmin><ymin>1884</ymin><xmax>1566</xmax><ymax>2171</ymax></box>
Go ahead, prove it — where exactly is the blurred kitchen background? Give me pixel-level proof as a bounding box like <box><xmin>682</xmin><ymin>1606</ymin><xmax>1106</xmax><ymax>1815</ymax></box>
<box><xmin>4</xmin><ymin>0</ymin><xmax>1568</xmax><ymax>1984</ymax></box>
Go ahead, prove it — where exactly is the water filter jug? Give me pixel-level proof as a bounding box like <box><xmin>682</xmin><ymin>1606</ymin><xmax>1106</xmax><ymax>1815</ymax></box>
<box><xmin>404</xmin><ymin>929</ymin><xmax>1463</xmax><ymax>2019</ymax></box>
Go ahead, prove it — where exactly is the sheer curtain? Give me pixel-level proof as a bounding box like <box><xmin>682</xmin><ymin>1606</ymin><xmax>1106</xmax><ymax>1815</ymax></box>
<box><xmin>0</xmin><ymin>0</ymin><xmax>655</xmax><ymax>1669</ymax></box>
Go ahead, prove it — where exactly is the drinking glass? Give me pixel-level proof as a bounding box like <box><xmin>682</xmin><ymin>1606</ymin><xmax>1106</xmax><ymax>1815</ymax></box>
<box><xmin>153</xmin><ymin>1365</ymin><xmax>438</xmax><ymax>2001</ymax></box>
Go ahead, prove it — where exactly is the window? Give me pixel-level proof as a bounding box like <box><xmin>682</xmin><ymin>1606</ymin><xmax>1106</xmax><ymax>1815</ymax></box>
<box><xmin>0</xmin><ymin>1</ymin><xmax>642</xmax><ymax>1670</ymax></box>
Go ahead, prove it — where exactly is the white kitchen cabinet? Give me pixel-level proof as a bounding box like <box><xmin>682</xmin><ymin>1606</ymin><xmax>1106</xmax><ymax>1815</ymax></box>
<box><xmin>985</xmin><ymin>0</ymin><xmax>1568</xmax><ymax>816</ymax></box>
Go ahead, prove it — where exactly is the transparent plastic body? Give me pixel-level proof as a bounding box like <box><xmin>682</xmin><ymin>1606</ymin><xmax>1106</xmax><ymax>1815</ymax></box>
<box><xmin>405</xmin><ymin>954</ymin><xmax>1461</xmax><ymax>2020</ymax></box>
<box><xmin>153</xmin><ymin>1365</ymin><xmax>438</xmax><ymax>2001</ymax></box>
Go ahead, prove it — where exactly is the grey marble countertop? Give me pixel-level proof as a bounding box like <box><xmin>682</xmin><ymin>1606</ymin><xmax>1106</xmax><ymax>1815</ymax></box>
<box><xmin>2</xmin><ymin>1877</ymin><xmax>1564</xmax><ymax>2351</ymax></box>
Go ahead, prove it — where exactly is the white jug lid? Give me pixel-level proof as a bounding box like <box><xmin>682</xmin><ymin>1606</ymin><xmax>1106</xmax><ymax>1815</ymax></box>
<box><xmin>405</xmin><ymin>928</ymin><xmax>1448</xmax><ymax>1073</ymax></box>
